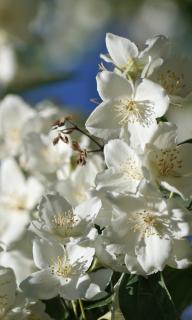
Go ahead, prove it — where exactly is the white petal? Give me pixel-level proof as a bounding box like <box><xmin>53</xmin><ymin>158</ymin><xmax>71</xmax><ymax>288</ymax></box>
<box><xmin>20</xmin><ymin>270</ymin><xmax>59</xmax><ymax>299</ymax></box>
<box><xmin>104</xmin><ymin>139</ymin><xmax>134</xmax><ymax>168</ymax></box>
<box><xmin>140</xmin><ymin>34</ymin><xmax>169</xmax><ymax>60</ymax></box>
<box><xmin>33</xmin><ymin>238</ymin><xmax>63</xmax><ymax>269</ymax></box>
<box><xmin>75</xmin><ymin>197</ymin><xmax>101</xmax><ymax>222</ymax></box>
<box><xmin>135</xmin><ymin>79</ymin><xmax>169</xmax><ymax>118</ymax></box>
<box><xmin>0</xmin><ymin>209</ymin><xmax>29</xmax><ymax>246</ymax></box>
<box><xmin>129</xmin><ymin>121</ymin><xmax>157</xmax><ymax>152</ymax></box>
<box><xmin>97</xmin><ymin>71</ymin><xmax>133</xmax><ymax>101</ymax></box>
<box><xmin>106</xmin><ymin>33</ymin><xmax>138</xmax><ymax>67</ymax></box>
<box><xmin>166</xmin><ymin>99</ymin><xmax>192</xmax><ymax>143</ymax></box>
<box><xmin>167</xmin><ymin>239</ymin><xmax>192</xmax><ymax>269</ymax></box>
<box><xmin>177</xmin><ymin>143</ymin><xmax>192</xmax><ymax>175</ymax></box>
<box><xmin>25</xmin><ymin>177</ymin><xmax>44</xmax><ymax>210</ymax></box>
<box><xmin>125</xmin><ymin>253</ymin><xmax>145</xmax><ymax>275</ymax></box>
<box><xmin>169</xmin><ymin>203</ymin><xmax>192</xmax><ymax>238</ymax></box>
<box><xmin>136</xmin><ymin>235</ymin><xmax>172</xmax><ymax>274</ymax></box>
<box><xmin>85</xmin><ymin>101</ymin><xmax>121</xmax><ymax>140</ymax></box>
<box><xmin>85</xmin><ymin>269</ymin><xmax>112</xmax><ymax>300</ymax></box>
<box><xmin>161</xmin><ymin>176</ymin><xmax>192</xmax><ymax>199</ymax></box>
<box><xmin>147</xmin><ymin>122</ymin><xmax>177</xmax><ymax>149</ymax></box>
<box><xmin>60</xmin><ymin>274</ymin><xmax>90</xmax><ymax>300</ymax></box>
<box><xmin>0</xmin><ymin>158</ymin><xmax>25</xmax><ymax>195</ymax></box>
<box><xmin>67</xmin><ymin>243</ymin><xmax>94</xmax><ymax>271</ymax></box>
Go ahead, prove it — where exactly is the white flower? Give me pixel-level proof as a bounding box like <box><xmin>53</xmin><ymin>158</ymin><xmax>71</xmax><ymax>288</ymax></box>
<box><xmin>56</xmin><ymin>154</ymin><xmax>104</xmax><ymax>206</ymax></box>
<box><xmin>0</xmin><ymin>157</ymin><xmax>43</xmax><ymax>246</ymax></box>
<box><xmin>86</xmin><ymin>71</ymin><xmax>169</xmax><ymax>141</ymax></box>
<box><xmin>22</xmin><ymin>132</ymin><xmax>72</xmax><ymax>181</ymax></box>
<box><xmin>20</xmin><ymin>238</ymin><xmax>95</xmax><ymax>300</ymax></box>
<box><xmin>96</xmin><ymin>139</ymin><xmax>145</xmax><ymax>195</ymax></box>
<box><xmin>101</xmin><ymin>33</ymin><xmax>169</xmax><ymax>78</ymax></box>
<box><xmin>95</xmin><ymin>194</ymin><xmax>192</xmax><ymax>275</ymax></box>
<box><xmin>151</xmin><ymin>56</ymin><xmax>192</xmax><ymax>100</ymax></box>
<box><xmin>144</xmin><ymin>122</ymin><xmax>192</xmax><ymax>199</ymax></box>
<box><xmin>0</xmin><ymin>95</ymin><xmax>35</xmax><ymax>157</ymax></box>
<box><xmin>30</xmin><ymin>193</ymin><xmax>101</xmax><ymax>242</ymax></box>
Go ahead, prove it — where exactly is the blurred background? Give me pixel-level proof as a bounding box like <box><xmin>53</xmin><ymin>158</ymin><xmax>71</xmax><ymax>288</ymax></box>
<box><xmin>1</xmin><ymin>0</ymin><xmax>192</xmax><ymax>116</ymax></box>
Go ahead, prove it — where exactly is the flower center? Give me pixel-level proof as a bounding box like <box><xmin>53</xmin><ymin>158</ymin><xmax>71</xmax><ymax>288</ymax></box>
<box><xmin>129</xmin><ymin>210</ymin><xmax>160</xmax><ymax>237</ymax></box>
<box><xmin>114</xmin><ymin>99</ymin><xmax>154</xmax><ymax>126</ymax></box>
<box><xmin>157</xmin><ymin>70</ymin><xmax>185</xmax><ymax>95</ymax></box>
<box><xmin>120</xmin><ymin>58</ymin><xmax>143</xmax><ymax>77</ymax></box>
<box><xmin>155</xmin><ymin>148</ymin><xmax>182</xmax><ymax>176</ymax></box>
<box><xmin>52</xmin><ymin>210</ymin><xmax>78</xmax><ymax>237</ymax></box>
<box><xmin>120</xmin><ymin>159</ymin><xmax>143</xmax><ymax>180</ymax></box>
<box><xmin>50</xmin><ymin>255</ymin><xmax>73</xmax><ymax>279</ymax></box>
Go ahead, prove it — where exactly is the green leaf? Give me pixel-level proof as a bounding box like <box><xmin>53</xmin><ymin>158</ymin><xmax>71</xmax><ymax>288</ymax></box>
<box><xmin>164</xmin><ymin>266</ymin><xmax>192</xmax><ymax>313</ymax></box>
<box><xmin>84</xmin><ymin>294</ymin><xmax>113</xmax><ymax>310</ymax></box>
<box><xmin>118</xmin><ymin>273</ymin><xmax>179</xmax><ymax>320</ymax></box>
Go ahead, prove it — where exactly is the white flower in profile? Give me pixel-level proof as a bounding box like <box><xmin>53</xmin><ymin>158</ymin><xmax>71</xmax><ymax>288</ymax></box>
<box><xmin>56</xmin><ymin>154</ymin><xmax>104</xmax><ymax>206</ymax></box>
<box><xmin>101</xmin><ymin>33</ymin><xmax>169</xmax><ymax>78</ymax></box>
<box><xmin>95</xmin><ymin>194</ymin><xmax>192</xmax><ymax>275</ymax></box>
<box><xmin>96</xmin><ymin>139</ymin><xmax>145</xmax><ymax>195</ymax></box>
<box><xmin>22</xmin><ymin>132</ymin><xmax>72</xmax><ymax>181</ymax></box>
<box><xmin>0</xmin><ymin>95</ymin><xmax>35</xmax><ymax>157</ymax></box>
<box><xmin>30</xmin><ymin>193</ymin><xmax>101</xmax><ymax>242</ymax></box>
<box><xmin>20</xmin><ymin>238</ymin><xmax>95</xmax><ymax>300</ymax></box>
<box><xmin>144</xmin><ymin>122</ymin><xmax>192</xmax><ymax>199</ymax></box>
<box><xmin>0</xmin><ymin>157</ymin><xmax>43</xmax><ymax>246</ymax></box>
<box><xmin>85</xmin><ymin>71</ymin><xmax>169</xmax><ymax>142</ymax></box>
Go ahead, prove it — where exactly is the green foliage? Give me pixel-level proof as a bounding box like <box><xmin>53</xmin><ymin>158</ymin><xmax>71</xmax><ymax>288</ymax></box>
<box><xmin>118</xmin><ymin>273</ymin><xmax>179</xmax><ymax>320</ymax></box>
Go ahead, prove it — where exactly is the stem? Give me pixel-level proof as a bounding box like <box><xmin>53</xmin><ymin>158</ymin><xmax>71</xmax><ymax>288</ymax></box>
<box><xmin>160</xmin><ymin>272</ymin><xmax>179</xmax><ymax>319</ymax></box>
<box><xmin>78</xmin><ymin>299</ymin><xmax>87</xmax><ymax>320</ymax></box>
<box><xmin>169</xmin><ymin>191</ymin><xmax>174</xmax><ymax>199</ymax></box>
<box><xmin>89</xmin><ymin>257</ymin><xmax>98</xmax><ymax>272</ymax></box>
<box><xmin>87</xmin><ymin>149</ymin><xmax>103</xmax><ymax>153</ymax></box>
<box><xmin>71</xmin><ymin>300</ymin><xmax>78</xmax><ymax>318</ymax></box>
<box><xmin>66</xmin><ymin>119</ymin><xmax>103</xmax><ymax>151</ymax></box>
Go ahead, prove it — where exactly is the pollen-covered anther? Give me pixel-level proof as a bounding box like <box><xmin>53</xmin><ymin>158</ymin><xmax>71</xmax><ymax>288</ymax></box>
<box><xmin>129</xmin><ymin>210</ymin><xmax>160</xmax><ymax>237</ymax></box>
<box><xmin>52</xmin><ymin>210</ymin><xmax>78</xmax><ymax>236</ymax></box>
<box><xmin>157</xmin><ymin>70</ymin><xmax>185</xmax><ymax>95</ymax></box>
<box><xmin>156</xmin><ymin>148</ymin><xmax>183</xmax><ymax>176</ymax></box>
<box><xmin>121</xmin><ymin>159</ymin><xmax>143</xmax><ymax>180</ymax></box>
<box><xmin>50</xmin><ymin>255</ymin><xmax>73</xmax><ymax>279</ymax></box>
<box><xmin>114</xmin><ymin>99</ymin><xmax>154</xmax><ymax>126</ymax></box>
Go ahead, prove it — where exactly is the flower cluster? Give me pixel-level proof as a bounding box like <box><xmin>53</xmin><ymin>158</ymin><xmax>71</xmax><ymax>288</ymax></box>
<box><xmin>0</xmin><ymin>33</ymin><xmax>192</xmax><ymax>319</ymax></box>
